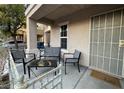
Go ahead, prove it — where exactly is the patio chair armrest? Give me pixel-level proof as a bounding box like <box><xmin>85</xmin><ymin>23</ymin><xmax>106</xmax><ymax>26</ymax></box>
<box><xmin>63</xmin><ymin>53</ymin><xmax>73</xmax><ymax>58</ymax></box>
<box><xmin>64</xmin><ymin>53</ymin><xmax>73</xmax><ymax>55</ymax></box>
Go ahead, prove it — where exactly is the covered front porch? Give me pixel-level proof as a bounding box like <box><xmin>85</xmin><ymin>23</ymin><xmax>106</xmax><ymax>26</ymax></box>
<box><xmin>24</xmin><ymin>4</ymin><xmax>124</xmax><ymax>89</ymax></box>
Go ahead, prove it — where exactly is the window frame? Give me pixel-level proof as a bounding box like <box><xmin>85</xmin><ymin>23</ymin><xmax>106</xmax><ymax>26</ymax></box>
<box><xmin>59</xmin><ymin>24</ymin><xmax>68</xmax><ymax>49</ymax></box>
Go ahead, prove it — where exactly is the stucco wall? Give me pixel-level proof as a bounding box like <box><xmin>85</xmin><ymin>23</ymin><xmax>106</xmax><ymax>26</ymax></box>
<box><xmin>50</xmin><ymin>5</ymin><xmax>124</xmax><ymax>67</ymax></box>
<box><xmin>50</xmin><ymin>16</ymin><xmax>90</xmax><ymax>66</ymax></box>
<box><xmin>68</xmin><ymin>17</ymin><xmax>90</xmax><ymax>66</ymax></box>
<box><xmin>51</xmin><ymin>26</ymin><xmax>61</xmax><ymax>47</ymax></box>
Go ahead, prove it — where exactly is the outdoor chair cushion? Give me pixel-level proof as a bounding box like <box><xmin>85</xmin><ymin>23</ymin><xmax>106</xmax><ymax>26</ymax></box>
<box><xmin>66</xmin><ymin>58</ymin><xmax>78</xmax><ymax>63</ymax></box>
<box><xmin>63</xmin><ymin>54</ymin><xmax>73</xmax><ymax>62</ymax></box>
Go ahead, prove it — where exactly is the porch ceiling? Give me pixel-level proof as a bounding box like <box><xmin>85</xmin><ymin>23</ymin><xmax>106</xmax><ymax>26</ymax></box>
<box><xmin>30</xmin><ymin>4</ymin><xmax>93</xmax><ymax>24</ymax></box>
<box><xmin>45</xmin><ymin>5</ymin><xmax>92</xmax><ymax>20</ymax></box>
<box><xmin>29</xmin><ymin>4</ymin><xmax>124</xmax><ymax>25</ymax></box>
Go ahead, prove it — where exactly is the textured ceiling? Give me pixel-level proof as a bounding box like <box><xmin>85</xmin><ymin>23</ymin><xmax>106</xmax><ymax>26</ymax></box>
<box><xmin>45</xmin><ymin>5</ymin><xmax>92</xmax><ymax>20</ymax></box>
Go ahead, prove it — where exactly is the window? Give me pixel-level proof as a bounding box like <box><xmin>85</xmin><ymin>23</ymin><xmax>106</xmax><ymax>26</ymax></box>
<box><xmin>60</xmin><ymin>25</ymin><xmax>67</xmax><ymax>49</ymax></box>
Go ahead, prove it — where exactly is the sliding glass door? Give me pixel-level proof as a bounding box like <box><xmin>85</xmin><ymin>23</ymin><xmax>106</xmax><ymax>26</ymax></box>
<box><xmin>90</xmin><ymin>9</ymin><xmax>124</xmax><ymax>77</ymax></box>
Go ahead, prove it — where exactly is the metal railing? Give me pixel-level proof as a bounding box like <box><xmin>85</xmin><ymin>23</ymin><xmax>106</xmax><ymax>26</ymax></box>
<box><xmin>27</xmin><ymin>65</ymin><xmax>62</xmax><ymax>89</ymax></box>
<box><xmin>8</xmin><ymin>50</ymin><xmax>62</xmax><ymax>89</ymax></box>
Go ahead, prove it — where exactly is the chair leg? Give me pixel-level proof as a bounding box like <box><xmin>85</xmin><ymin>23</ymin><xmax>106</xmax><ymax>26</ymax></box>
<box><xmin>55</xmin><ymin>71</ymin><xmax>56</xmax><ymax>76</ymax></box>
<box><xmin>65</xmin><ymin>62</ymin><xmax>67</xmax><ymax>74</ymax></box>
<box><xmin>59</xmin><ymin>57</ymin><xmax>60</xmax><ymax>64</ymax></box>
<box><xmin>36</xmin><ymin>67</ymin><xmax>37</xmax><ymax>70</ymax></box>
<box><xmin>77</xmin><ymin>63</ymin><xmax>80</xmax><ymax>73</ymax></box>
<box><xmin>28</xmin><ymin>66</ymin><xmax>30</xmax><ymax>78</ymax></box>
<box><xmin>63</xmin><ymin>59</ymin><xmax>64</xmax><ymax>66</ymax></box>
<box><xmin>23</xmin><ymin>63</ymin><xmax>26</xmax><ymax>74</ymax></box>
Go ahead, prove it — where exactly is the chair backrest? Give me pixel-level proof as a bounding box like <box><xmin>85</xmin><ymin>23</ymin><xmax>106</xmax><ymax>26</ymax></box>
<box><xmin>51</xmin><ymin>47</ymin><xmax>61</xmax><ymax>56</ymax></box>
<box><xmin>44</xmin><ymin>47</ymin><xmax>61</xmax><ymax>57</ymax></box>
<box><xmin>73</xmin><ymin>50</ymin><xmax>81</xmax><ymax>60</ymax></box>
<box><xmin>10</xmin><ymin>49</ymin><xmax>26</xmax><ymax>61</ymax></box>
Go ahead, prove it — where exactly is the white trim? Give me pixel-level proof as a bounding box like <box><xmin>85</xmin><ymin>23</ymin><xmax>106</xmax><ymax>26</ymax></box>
<box><xmin>90</xmin><ymin>54</ymin><xmax>123</xmax><ymax>61</ymax></box>
<box><xmin>117</xmin><ymin>10</ymin><xmax>123</xmax><ymax>75</ymax></box>
<box><xmin>90</xmin><ymin>42</ymin><xmax>120</xmax><ymax>44</ymax></box>
<box><xmin>102</xmin><ymin>14</ymin><xmax>107</xmax><ymax>71</ymax></box>
<box><xmin>122</xmin><ymin>51</ymin><xmax>124</xmax><ymax>77</ymax></box>
<box><xmin>89</xmin><ymin>26</ymin><xmax>124</xmax><ymax>30</ymax></box>
<box><xmin>109</xmin><ymin>11</ymin><xmax>114</xmax><ymax>73</ymax></box>
<box><xmin>96</xmin><ymin>16</ymin><xmax>100</xmax><ymax>69</ymax></box>
<box><xmin>60</xmin><ymin>37</ymin><xmax>68</xmax><ymax>38</ymax></box>
<box><xmin>25</xmin><ymin>4</ymin><xmax>42</xmax><ymax>18</ymax></box>
<box><xmin>88</xmin><ymin>17</ymin><xmax>92</xmax><ymax>66</ymax></box>
<box><xmin>25</xmin><ymin>4</ymin><xmax>36</xmax><ymax>16</ymax></box>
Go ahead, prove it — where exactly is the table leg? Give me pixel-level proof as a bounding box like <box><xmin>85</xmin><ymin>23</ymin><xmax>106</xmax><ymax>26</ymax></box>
<box><xmin>59</xmin><ymin>56</ymin><xmax>60</xmax><ymax>64</ymax></box>
<box><xmin>55</xmin><ymin>71</ymin><xmax>56</xmax><ymax>75</ymax></box>
<box><xmin>36</xmin><ymin>67</ymin><xmax>37</xmax><ymax>70</ymax></box>
<box><xmin>28</xmin><ymin>66</ymin><xmax>31</xmax><ymax>78</ymax></box>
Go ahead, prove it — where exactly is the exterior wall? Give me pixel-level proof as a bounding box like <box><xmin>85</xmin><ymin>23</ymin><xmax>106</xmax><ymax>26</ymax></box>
<box><xmin>50</xmin><ymin>5</ymin><xmax>124</xmax><ymax>67</ymax></box>
<box><xmin>68</xmin><ymin>17</ymin><xmax>90</xmax><ymax>66</ymax></box>
<box><xmin>50</xmin><ymin>16</ymin><xmax>90</xmax><ymax>66</ymax></box>
<box><xmin>51</xmin><ymin>26</ymin><xmax>61</xmax><ymax>47</ymax></box>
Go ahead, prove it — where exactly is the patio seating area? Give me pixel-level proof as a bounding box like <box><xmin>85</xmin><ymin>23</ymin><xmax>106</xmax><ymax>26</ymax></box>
<box><xmin>15</xmin><ymin>60</ymin><xmax>120</xmax><ymax>89</ymax></box>
<box><xmin>8</xmin><ymin>47</ymin><xmax>123</xmax><ymax>89</ymax></box>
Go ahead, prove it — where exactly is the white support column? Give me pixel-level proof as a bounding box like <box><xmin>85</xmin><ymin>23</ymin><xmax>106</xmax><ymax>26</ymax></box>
<box><xmin>26</xmin><ymin>17</ymin><xmax>39</xmax><ymax>57</ymax></box>
<box><xmin>44</xmin><ymin>32</ymin><xmax>49</xmax><ymax>47</ymax></box>
<box><xmin>27</xmin><ymin>17</ymin><xmax>37</xmax><ymax>50</ymax></box>
<box><xmin>44</xmin><ymin>26</ymin><xmax>51</xmax><ymax>47</ymax></box>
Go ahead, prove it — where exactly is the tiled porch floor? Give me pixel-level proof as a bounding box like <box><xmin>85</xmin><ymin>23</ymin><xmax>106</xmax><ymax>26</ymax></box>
<box><xmin>16</xmin><ymin>62</ymin><xmax>119</xmax><ymax>89</ymax></box>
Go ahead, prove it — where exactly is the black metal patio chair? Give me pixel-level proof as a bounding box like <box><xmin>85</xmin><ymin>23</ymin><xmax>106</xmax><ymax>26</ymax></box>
<box><xmin>63</xmin><ymin>50</ymin><xmax>81</xmax><ymax>74</ymax></box>
<box><xmin>10</xmin><ymin>49</ymin><xmax>36</xmax><ymax>74</ymax></box>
